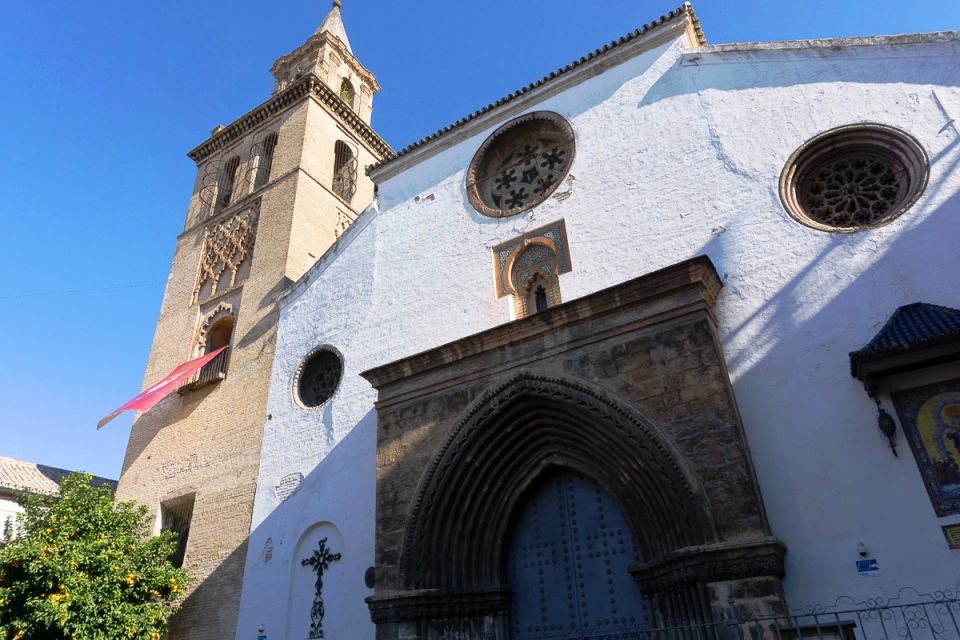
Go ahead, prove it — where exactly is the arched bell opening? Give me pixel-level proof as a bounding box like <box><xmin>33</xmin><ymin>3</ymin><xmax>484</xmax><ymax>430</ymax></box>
<box><xmin>196</xmin><ymin>305</ymin><xmax>235</xmax><ymax>382</ymax></box>
<box><xmin>205</xmin><ymin>316</ymin><xmax>234</xmax><ymax>354</ymax></box>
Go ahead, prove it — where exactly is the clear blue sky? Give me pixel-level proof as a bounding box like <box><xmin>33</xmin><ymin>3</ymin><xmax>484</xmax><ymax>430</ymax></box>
<box><xmin>0</xmin><ymin>0</ymin><xmax>957</xmax><ymax>480</ymax></box>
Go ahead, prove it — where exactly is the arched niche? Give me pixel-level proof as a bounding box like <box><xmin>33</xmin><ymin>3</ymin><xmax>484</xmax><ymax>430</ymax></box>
<box><xmin>286</xmin><ymin>522</ymin><xmax>347</xmax><ymax>640</ymax></box>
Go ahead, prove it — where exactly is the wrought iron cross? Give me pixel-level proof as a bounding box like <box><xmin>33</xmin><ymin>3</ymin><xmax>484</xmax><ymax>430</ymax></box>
<box><xmin>301</xmin><ymin>537</ymin><xmax>342</xmax><ymax>639</ymax></box>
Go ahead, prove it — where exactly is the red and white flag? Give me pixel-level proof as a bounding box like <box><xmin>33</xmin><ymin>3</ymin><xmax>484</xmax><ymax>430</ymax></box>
<box><xmin>97</xmin><ymin>347</ymin><xmax>227</xmax><ymax>429</ymax></box>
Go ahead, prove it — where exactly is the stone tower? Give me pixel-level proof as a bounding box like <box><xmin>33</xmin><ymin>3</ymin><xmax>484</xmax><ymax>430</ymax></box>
<box><xmin>115</xmin><ymin>4</ymin><xmax>390</xmax><ymax>638</ymax></box>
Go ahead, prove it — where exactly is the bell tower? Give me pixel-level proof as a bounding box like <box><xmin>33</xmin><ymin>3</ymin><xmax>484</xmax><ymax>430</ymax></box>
<box><xmin>270</xmin><ymin>0</ymin><xmax>378</xmax><ymax>126</ymax></box>
<box><xmin>114</xmin><ymin>3</ymin><xmax>390</xmax><ymax>638</ymax></box>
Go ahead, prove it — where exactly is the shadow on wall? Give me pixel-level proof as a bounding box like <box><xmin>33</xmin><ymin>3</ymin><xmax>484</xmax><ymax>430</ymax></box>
<box><xmin>704</xmin><ymin>137</ymin><xmax>960</xmax><ymax>604</ymax></box>
<box><xmin>170</xmin><ymin>104</ymin><xmax>960</xmax><ymax>637</ymax></box>
<box><xmin>639</xmin><ymin>44</ymin><xmax>960</xmax><ymax>109</ymax></box>
<box><xmin>720</xmin><ymin>135</ymin><xmax>960</xmax><ymax>380</ymax></box>
<box><xmin>119</xmin><ymin>380</ymin><xmax>217</xmax><ymax>477</ymax></box>
<box><xmin>228</xmin><ymin>409</ymin><xmax>378</xmax><ymax>640</ymax></box>
<box><xmin>119</xmin><ymin>281</ymin><xmax>286</xmax><ymax>474</ymax></box>
<box><xmin>167</xmin><ymin>537</ymin><xmax>249</xmax><ymax>640</ymax></box>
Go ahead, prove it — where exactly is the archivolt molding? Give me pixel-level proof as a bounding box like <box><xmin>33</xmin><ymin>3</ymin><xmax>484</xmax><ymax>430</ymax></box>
<box><xmin>399</xmin><ymin>372</ymin><xmax>717</xmax><ymax>591</ymax></box>
<box><xmin>197</xmin><ymin>302</ymin><xmax>234</xmax><ymax>349</ymax></box>
<box><xmin>506</xmin><ymin>239</ymin><xmax>560</xmax><ymax>293</ymax></box>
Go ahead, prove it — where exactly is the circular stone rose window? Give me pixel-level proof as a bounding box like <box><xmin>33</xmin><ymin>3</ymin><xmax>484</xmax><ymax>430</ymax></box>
<box><xmin>466</xmin><ymin>111</ymin><xmax>575</xmax><ymax>218</ymax></box>
<box><xmin>296</xmin><ymin>348</ymin><xmax>343</xmax><ymax>408</ymax></box>
<box><xmin>780</xmin><ymin>124</ymin><xmax>928</xmax><ymax>232</ymax></box>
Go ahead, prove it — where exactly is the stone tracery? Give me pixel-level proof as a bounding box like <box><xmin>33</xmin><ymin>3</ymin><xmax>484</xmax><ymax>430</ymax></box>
<box><xmin>780</xmin><ymin>123</ymin><xmax>928</xmax><ymax>232</ymax></box>
<box><xmin>467</xmin><ymin>111</ymin><xmax>575</xmax><ymax>217</ymax></box>
<box><xmin>194</xmin><ymin>208</ymin><xmax>258</xmax><ymax>302</ymax></box>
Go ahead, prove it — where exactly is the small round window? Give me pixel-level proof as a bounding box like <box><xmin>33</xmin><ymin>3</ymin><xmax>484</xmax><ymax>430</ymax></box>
<box><xmin>780</xmin><ymin>124</ymin><xmax>928</xmax><ymax>232</ymax></box>
<box><xmin>296</xmin><ymin>349</ymin><xmax>343</xmax><ymax>408</ymax></box>
<box><xmin>466</xmin><ymin>111</ymin><xmax>575</xmax><ymax>218</ymax></box>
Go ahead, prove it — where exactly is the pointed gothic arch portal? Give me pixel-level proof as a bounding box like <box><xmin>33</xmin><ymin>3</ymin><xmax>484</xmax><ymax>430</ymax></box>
<box><xmin>364</xmin><ymin>257</ymin><xmax>786</xmax><ymax>640</ymax></box>
<box><xmin>400</xmin><ymin>375</ymin><xmax>712</xmax><ymax>591</ymax></box>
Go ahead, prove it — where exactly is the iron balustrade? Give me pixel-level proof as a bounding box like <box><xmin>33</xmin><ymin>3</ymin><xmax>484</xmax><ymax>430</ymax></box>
<box><xmin>511</xmin><ymin>589</ymin><xmax>960</xmax><ymax>640</ymax></box>
<box><xmin>179</xmin><ymin>348</ymin><xmax>230</xmax><ymax>392</ymax></box>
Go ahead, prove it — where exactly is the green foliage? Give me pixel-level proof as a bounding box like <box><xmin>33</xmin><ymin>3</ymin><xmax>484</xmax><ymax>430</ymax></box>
<box><xmin>0</xmin><ymin>473</ymin><xmax>187</xmax><ymax>640</ymax></box>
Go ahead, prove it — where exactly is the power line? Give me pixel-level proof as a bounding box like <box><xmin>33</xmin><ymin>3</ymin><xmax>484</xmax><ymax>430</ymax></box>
<box><xmin>0</xmin><ymin>282</ymin><xmax>165</xmax><ymax>301</ymax></box>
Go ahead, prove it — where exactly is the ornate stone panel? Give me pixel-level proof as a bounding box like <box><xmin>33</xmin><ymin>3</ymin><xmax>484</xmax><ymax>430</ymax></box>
<box><xmin>194</xmin><ymin>207</ymin><xmax>258</xmax><ymax>302</ymax></box>
<box><xmin>492</xmin><ymin>220</ymin><xmax>571</xmax><ymax>317</ymax></box>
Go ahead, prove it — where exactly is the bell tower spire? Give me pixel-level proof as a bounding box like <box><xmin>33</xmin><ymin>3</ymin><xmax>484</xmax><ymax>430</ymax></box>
<box><xmin>269</xmin><ymin>0</ymin><xmax>380</xmax><ymax>124</ymax></box>
<box><xmin>315</xmin><ymin>0</ymin><xmax>351</xmax><ymax>52</ymax></box>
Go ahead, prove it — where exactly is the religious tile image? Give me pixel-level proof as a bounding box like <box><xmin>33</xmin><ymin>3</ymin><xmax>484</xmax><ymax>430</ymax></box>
<box><xmin>892</xmin><ymin>378</ymin><xmax>960</xmax><ymax>516</ymax></box>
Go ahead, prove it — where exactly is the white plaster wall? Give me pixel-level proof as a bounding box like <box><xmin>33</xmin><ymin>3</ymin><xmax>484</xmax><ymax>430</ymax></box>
<box><xmin>0</xmin><ymin>495</ymin><xmax>23</xmax><ymax>535</ymax></box>
<box><xmin>237</xmin><ymin>32</ymin><xmax>960</xmax><ymax>638</ymax></box>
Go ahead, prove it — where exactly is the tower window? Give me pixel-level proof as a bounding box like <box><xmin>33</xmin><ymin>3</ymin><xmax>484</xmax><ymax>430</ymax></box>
<box><xmin>332</xmin><ymin>140</ymin><xmax>357</xmax><ymax>202</ymax></box>
<box><xmin>198</xmin><ymin>315</ymin><xmax>233</xmax><ymax>383</ymax></box>
<box><xmin>534</xmin><ymin>284</ymin><xmax>549</xmax><ymax>313</ymax></box>
<box><xmin>339</xmin><ymin>79</ymin><xmax>356</xmax><ymax>109</ymax></box>
<box><xmin>160</xmin><ymin>494</ymin><xmax>195</xmax><ymax>569</ymax></box>
<box><xmin>252</xmin><ymin>132</ymin><xmax>279</xmax><ymax>191</ymax></box>
<box><xmin>217</xmin><ymin>155</ymin><xmax>241</xmax><ymax>212</ymax></box>
<box><xmin>183</xmin><ymin>302</ymin><xmax>237</xmax><ymax>391</ymax></box>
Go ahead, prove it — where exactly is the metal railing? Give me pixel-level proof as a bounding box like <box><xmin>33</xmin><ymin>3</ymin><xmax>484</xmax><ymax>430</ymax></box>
<box><xmin>179</xmin><ymin>348</ymin><xmax>229</xmax><ymax>392</ymax></box>
<box><xmin>527</xmin><ymin>589</ymin><xmax>960</xmax><ymax>640</ymax></box>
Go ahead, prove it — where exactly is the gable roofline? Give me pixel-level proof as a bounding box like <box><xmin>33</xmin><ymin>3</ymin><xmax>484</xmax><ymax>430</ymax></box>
<box><xmin>277</xmin><ymin>198</ymin><xmax>380</xmax><ymax>308</ymax></box>
<box><xmin>367</xmin><ymin>3</ymin><xmax>705</xmax><ymax>183</ymax></box>
<box><xmin>694</xmin><ymin>29</ymin><xmax>960</xmax><ymax>57</ymax></box>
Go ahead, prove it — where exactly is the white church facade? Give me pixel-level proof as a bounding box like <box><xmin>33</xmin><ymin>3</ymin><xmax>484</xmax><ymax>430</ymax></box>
<box><xmin>112</xmin><ymin>2</ymin><xmax>960</xmax><ymax>639</ymax></box>
<box><xmin>233</xmin><ymin>6</ymin><xmax>960</xmax><ymax>639</ymax></box>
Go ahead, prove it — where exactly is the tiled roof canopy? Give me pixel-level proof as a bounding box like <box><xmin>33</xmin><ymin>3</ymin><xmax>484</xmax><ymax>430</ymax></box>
<box><xmin>0</xmin><ymin>456</ymin><xmax>117</xmax><ymax>496</ymax></box>
<box><xmin>850</xmin><ymin>303</ymin><xmax>960</xmax><ymax>383</ymax></box>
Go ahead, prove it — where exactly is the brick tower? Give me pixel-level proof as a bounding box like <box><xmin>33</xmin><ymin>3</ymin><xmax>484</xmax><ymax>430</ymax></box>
<box><xmin>115</xmin><ymin>3</ymin><xmax>390</xmax><ymax>637</ymax></box>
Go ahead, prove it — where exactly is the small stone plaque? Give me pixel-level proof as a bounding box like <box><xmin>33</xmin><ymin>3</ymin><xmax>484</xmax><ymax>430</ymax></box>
<box><xmin>943</xmin><ymin>524</ymin><xmax>960</xmax><ymax>549</ymax></box>
<box><xmin>275</xmin><ymin>472</ymin><xmax>303</xmax><ymax>502</ymax></box>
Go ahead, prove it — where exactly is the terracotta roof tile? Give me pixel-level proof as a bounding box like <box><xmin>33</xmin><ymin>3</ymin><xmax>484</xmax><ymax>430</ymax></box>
<box><xmin>850</xmin><ymin>302</ymin><xmax>960</xmax><ymax>377</ymax></box>
<box><xmin>367</xmin><ymin>3</ymin><xmax>704</xmax><ymax>175</ymax></box>
<box><xmin>0</xmin><ymin>456</ymin><xmax>116</xmax><ymax>496</ymax></box>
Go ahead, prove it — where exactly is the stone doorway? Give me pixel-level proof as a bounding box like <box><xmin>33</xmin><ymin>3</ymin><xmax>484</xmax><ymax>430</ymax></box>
<box><xmin>363</xmin><ymin>258</ymin><xmax>787</xmax><ymax>640</ymax></box>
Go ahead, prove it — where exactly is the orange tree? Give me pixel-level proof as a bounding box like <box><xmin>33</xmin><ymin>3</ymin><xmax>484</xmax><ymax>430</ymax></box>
<box><xmin>0</xmin><ymin>473</ymin><xmax>187</xmax><ymax>640</ymax></box>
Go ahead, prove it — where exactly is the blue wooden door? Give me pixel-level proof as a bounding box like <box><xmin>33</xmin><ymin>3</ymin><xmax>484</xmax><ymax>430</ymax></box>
<box><xmin>507</xmin><ymin>470</ymin><xmax>648</xmax><ymax>639</ymax></box>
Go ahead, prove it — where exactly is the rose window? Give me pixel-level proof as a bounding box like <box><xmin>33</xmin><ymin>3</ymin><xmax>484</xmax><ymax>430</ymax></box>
<box><xmin>467</xmin><ymin>112</ymin><xmax>575</xmax><ymax>218</ymax></box>
<box><xmin>780</xmin><ymin>124</ymin><xmax>928</xmax><ymax>232</ymax></box>
<box><xmin>296</xmin><ymin>349</ymin><xmax>343</xmax><ymax>408</ymax></box>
